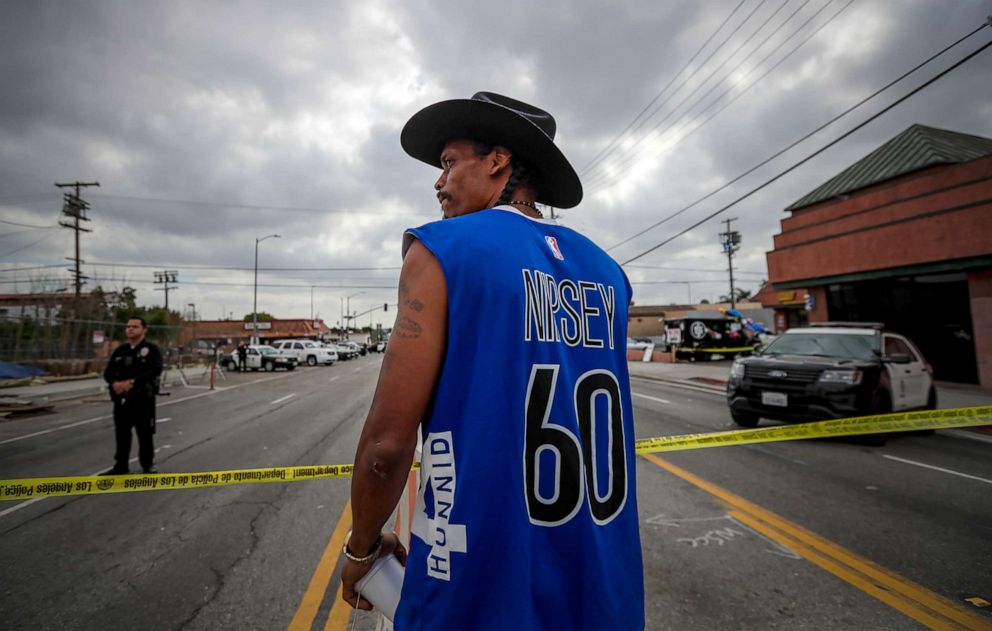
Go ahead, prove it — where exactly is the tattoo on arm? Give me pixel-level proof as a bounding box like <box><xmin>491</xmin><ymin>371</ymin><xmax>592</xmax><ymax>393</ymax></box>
<box><xmin>399</xmin><ymin>281</ymin><xmax>424</xmax><ymax>312</ymax></box>
<box><xmin>394</xmin><ymin>316</ymin><xmax>422</xmax><ymax>338</ymax></box>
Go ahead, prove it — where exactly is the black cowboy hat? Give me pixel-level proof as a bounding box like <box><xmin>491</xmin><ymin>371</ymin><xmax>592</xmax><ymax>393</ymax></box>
<box><xmin>400</xmin><ymin>91</ymin><xmax>583</xmax><ymax>209</ymax></box>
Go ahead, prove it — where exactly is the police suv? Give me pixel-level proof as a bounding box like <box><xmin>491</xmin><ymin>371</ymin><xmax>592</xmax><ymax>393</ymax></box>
<box><xmin>222</xmin><ymin>345</ymin><xmax>297</xmax><ymax>372</ymax></box>
<box><xmin>726</xmin><ymin>323</ymin><xmax>934</xmax><ymax>428</ymax></box>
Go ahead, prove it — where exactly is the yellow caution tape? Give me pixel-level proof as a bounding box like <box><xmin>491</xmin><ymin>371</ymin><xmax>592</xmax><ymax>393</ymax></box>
<box><xmin>0</xmin><ymin>464</ymin><xmax>353</xmax><ymax>501</ymax></box>
<box><xmin>635</xmin><ymin>405</ymin><xmax>991</xmax><ymax>454</ymax></box>
<box><xmin>1</xmin><ymin>407</ymin><xmax>988</xmax><ymax>501</ymax></box>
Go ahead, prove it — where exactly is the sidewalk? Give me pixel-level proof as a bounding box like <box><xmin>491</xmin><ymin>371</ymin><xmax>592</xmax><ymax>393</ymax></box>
<box><xmin>626</xmin><ymin>357</ymin><xmax>992</xmax><ymax>438</ymax></box>
<box><xmin>0</xmin><ymin>376</ymin><xmax>108</xmax><ymax>404</ymax></box>
<box><xmin>0</xmin><ymin>365</ymin><xmax>207</xmax><ymax>406</ymax></box>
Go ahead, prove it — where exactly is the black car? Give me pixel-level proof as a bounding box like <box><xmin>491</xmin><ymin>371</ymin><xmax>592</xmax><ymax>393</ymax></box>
<box><xmin>726</xmin><ymin>323</ymin><xmax>934</xmax><ymax>428</ymax></box>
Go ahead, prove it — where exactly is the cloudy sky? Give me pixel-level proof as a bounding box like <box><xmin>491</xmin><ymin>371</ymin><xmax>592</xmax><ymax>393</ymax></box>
<box><xmin>1</xmin><ymin>0</ymin><xmax>990</xmax><ymax>327</ymax></box>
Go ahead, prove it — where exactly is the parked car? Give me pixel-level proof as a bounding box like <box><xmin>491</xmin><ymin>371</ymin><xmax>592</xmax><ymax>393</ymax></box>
<box><xmin>626</xmin><ymin>337</ymin><xmax>653</xmax><ymax>350</ymax></box>
<box><xmin>271</xmin><ymin>339</ymin><xmax>337</xmax><ymax>366</ymax></box>
<box><xmin>223</xmin><ymin>345</ymin><xmax>297</xmax><ymax>372</ymax></box>
<box><xmin>332</xmin><ymin>342</ymin><xmax>357</xmax><ymax>360</ymax></box>
<box><xmin>726</xmin><ymin>323</ymin><xmax>934</xmax><ymax>428</ymax></box>
<box><xmin>345</xmin><ymin>341</ymin><xmax>367</xmax><ymax>356</ymax></box>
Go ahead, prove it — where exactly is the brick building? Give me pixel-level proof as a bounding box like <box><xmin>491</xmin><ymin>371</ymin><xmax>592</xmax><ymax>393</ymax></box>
<box><xmin>765</xmin><ymin>124</ymin><xmax>992</xmax><ymax>386</ymax></box>
<box><xmin>176</xmin><ymin>319</ymin><xmax>332</xmax><ymax>351</ymax></box>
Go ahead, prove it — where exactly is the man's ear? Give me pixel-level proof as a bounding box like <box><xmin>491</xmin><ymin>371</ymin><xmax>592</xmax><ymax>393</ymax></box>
<box><xmin>489</xmin><ymin>146</ymin><xmax>513</xmax><ymax>175</ymax></box>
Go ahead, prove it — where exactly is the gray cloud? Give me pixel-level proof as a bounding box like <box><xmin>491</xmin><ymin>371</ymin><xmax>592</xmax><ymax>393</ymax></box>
<box><xmin>1</xmin><ymin>0</ymin><xmax>990</xmax><ymax>315</ymax></box>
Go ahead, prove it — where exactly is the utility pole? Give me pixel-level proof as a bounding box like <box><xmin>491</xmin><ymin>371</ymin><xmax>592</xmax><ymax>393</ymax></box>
<box><xmin>55</xmin><ymin>181</ymin><xmax>99</xmax><ymax>300</ymax></box>
<box><xmin>719</xmin><ymin>217</ymin><xmax>741</xmax><ymax>309</ymax></box>
<box><xmin>153</xmin><ymin>270</ymin><xmax>178</xmax><ymax>311</ymax></box>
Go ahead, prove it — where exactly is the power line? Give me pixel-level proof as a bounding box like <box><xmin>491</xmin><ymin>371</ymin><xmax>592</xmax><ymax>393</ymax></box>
<box><xmin>0</xmin><ymin>276</ymin><xmax>397</xmax><ymax>290</ymax></box>
<box><xmin>0</xmin><ymin>227</ymin><xmax>53</xmax><ymax>240</ymax></box>
<box><xmin>583</xmin><ymin>0</ymin><xmax>772</xmax><ymax>180</ymax></box>
<box><xmin>577</xmin><ymin>0</ymin><xmax>748</xmax><ymax>175</ymax></box>
<box><xmin>0</xmin><ymin>261</ymin><xmax>402</xmax><ymax>274</ymax></box>
<box><xmin>89</xmin><ymin>261</ymin><xmax>402</xmax><ymax>272</ymax></box>
<box><xmin>91</xmin><ymin>193</ymin><xmax>427</xmax><ymax>217</ymax></box>
<box><xmin>0</xmin><ymin>218</ymin><xmax>58</xmax><ymax>229</ymax></box>
<box><xmin>587</xmin><ymin>0</ymin><xmax>836</xmax><ymax>194</ymax></box>
<box><xmin>0</xmin><ymin>232</ymin><xmax>60</xmax><ymax>259</ymax></box>
<box><xmin>150</xmin><ymin>279</ymin><xmax>398</xmax><ymax>290</ymax></box>
<box><xmin>585</xmin><ymin>0</ymin><xmax>797</xmax><ymax>187</ymax></box>
<box><xmin>625</xmin><ymin>263</ymin><xmax>766</xmax><ymax>275</ymax></box>
<box><xmin>620</xmin><ymin>31</ymin><xmax>992</xmax><ymax>266</ymax></box>
<box><xmin>607</xmin><ymin>11</ymin><xmax>982</xmax><ymax>254</ymax></box>
<box><xmin>630</xmin><ymin>279</ymin><xmax>758</xmax><ymax>285</ymax></box>
<box><xmin>0</xmin><ymin>263</ymin><xmax>68</xmax><ymax>273</ymax></box>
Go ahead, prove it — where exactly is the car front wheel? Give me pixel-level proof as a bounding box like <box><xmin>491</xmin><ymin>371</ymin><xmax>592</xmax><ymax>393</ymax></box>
<box><xmin>730</xmin><ymin>409</ymin><xmax>760</xmax><ymax>428</ymax></box>
<box><xmin>264</xmin><ymin>361</ymin><xmax>275</xmax><ymax>372</ymax></box>
<box><xmin>307</xmin><ymin>355</ymin><xmax>317</xmax><ymax>366</ymax></box>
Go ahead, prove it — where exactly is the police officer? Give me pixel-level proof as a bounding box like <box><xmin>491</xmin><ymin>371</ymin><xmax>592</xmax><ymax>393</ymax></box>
<box><xmin>237</xmin><ymin>341</ymin><xmax>248</xmax><ymax>372</ymax></box>
<box><xmin>103</xmin><ymin>316</ymin><xmax>163</xmax><ymax>475</ymax></box>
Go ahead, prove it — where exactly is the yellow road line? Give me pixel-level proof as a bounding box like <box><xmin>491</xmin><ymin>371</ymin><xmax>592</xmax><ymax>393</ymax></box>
<box><xmin>642</xmin><ymin>453</ymin><xmax>991</xmax><ymax>630</ymax></box>
<box><xmin>729</xmin><ymin>510</ymin><xmax>952</xmax><ymax>629</ymax></box>
<box><xmin>323</xmin><ymin>580</ymin><xmax>352</xmax><ymax>631</ymax></box>
<box><xmin>288</xmin><ymin>499</ymin><xmax>352</xmax><ymax>631</ymax></box>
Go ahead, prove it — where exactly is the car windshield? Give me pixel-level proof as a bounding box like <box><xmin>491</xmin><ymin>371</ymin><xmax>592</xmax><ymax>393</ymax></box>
<box><xmin>763</xmin><ymin>332</ymin><xmax>876</xmax><ymax>360</ymax></box>
<box><xmin>259</xmin><ymin>347</ymin><xmax>279</xmax><ymax>356</ymax></box>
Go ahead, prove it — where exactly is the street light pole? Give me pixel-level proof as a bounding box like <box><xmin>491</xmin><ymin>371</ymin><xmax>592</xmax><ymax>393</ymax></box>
<box><xmin>253</xmin><ymin>234</ymin><xmax>281</xmax><ymax>344</ymax></box>
<box><xmin>345</xmin><ymin>291</ymin><xmax>364</xmax><ymax>340</ymax></box>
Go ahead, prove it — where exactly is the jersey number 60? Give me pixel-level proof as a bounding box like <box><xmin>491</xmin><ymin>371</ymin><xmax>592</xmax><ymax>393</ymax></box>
<box><xmin>523</xmin><ymin>364</ymin><xmax>628</xmax><ymax>527</ymax></box>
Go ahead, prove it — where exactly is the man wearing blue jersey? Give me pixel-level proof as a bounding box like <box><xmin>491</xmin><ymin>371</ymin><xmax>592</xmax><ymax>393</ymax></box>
<box><xmin>342</xmin><ymin>92</ymin><xmax>644</xmax><ymax>630</ymax></box>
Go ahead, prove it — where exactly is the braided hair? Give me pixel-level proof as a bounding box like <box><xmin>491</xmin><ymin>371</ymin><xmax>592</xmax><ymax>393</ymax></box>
<box><xmin>472</xmin><ymin>142</ymin><xmax>538</xmax><ymax>205</ymax></box>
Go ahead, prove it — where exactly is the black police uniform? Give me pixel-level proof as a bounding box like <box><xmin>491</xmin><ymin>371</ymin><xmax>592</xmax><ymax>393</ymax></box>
<box><xmin>103</xmin><ymin>339</ymin><xmax>163</xmax><ymax>473</ymax></box>
<box><xmin>237</xmin><ymin>343</ymin><xmax>248</xmax><ymax>372</ymax></box>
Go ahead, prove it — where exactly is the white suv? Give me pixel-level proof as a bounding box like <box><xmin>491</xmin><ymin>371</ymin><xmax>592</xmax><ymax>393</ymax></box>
<box><xmin>272</xmin><ymin>339</ymin><xmax>338</xmax><ymax>366</ymax></box>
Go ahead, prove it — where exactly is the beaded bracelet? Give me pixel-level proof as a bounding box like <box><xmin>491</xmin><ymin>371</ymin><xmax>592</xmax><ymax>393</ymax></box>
<box><xmin>342</xmin><ymin>531</ymin><xmax>383</xmax><ymax>565</ymax></box>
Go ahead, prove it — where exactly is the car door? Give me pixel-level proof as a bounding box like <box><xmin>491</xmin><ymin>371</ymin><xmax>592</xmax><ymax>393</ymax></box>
<box><xmin>247</xmin><ymin>347</ymin><xmax>261</xmax><ymax>369</ymax></box>
<box><xmin>883</xmin><ymin>335</ymin><xmax>917</xmax><ymax>410</ymax></box>
<box><xmin>892</xmin><ymin>335</ymin><xmax>930</xmax><ymax>408</ymax></box>
<box><xmin>882</xmin><ymin>335</ymin><xmax>909</xmax><ymax>410</ymax></box>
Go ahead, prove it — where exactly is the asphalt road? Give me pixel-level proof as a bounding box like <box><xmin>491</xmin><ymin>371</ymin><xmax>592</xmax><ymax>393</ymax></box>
<box><xmin>0</xmin><ymin>356</ymin><xmax>989</xmax><ymax>630</ymax></box>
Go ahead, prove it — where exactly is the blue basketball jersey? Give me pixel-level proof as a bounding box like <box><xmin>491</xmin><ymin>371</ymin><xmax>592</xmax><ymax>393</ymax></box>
<box><xmin>395</xmin><ymin>208</ymin><xmax>644</xmax><ymax>631</ymax></box>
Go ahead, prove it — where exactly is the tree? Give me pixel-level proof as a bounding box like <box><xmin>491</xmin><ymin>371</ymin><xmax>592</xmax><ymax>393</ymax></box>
<box><xmin>718</xmin><ymin>288</ymin><xmax>753</xmax><ymax>303</ymax></box>
<box><xmin>244</xmin><ymin>312</ymin><xmax>273</xmax><ymax>321</ymax></box>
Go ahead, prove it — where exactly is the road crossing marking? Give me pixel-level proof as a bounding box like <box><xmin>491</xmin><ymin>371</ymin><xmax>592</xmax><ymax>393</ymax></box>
<box><xmin>329</xmin><ymin>376</ymin><xmax>339</xmax><ymax>382</ymax></box>
<box><xmin>271</xmin><ymin>393</ymin><xmax>296</xmax><ymax>405</ymax></box>
<box><xmin>882</xmin><ymin>455</ymin><xmax>992</xmax><ymax>486</ymax></box>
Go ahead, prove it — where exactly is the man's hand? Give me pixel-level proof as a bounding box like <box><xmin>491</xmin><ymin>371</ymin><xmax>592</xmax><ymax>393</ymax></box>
<box><xmin>112</xmin><ymin>380</ymin><xmax>132</xmax><ymax>395</ymax></box>
<box><xmin>341</xmin><ymin>532</ymin><xmax>407</xmax><ymax>610</ymax></box>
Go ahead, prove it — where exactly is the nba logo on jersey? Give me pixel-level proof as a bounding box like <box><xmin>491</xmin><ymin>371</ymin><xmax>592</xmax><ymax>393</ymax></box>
<box><xmin>545</xmin><ymin>235</ymin><xmax>564</xmax><ymax>260</ymax></box>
